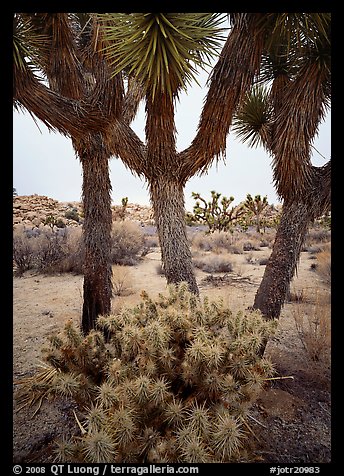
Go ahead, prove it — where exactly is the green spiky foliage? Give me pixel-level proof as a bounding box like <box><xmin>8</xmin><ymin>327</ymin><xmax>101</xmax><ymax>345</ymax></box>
<box><xmin>97</xmin><ymin>13</ymin><xmax>226</xmax><ymax>100</ymax></box>
<box><xmin>191</xmin><ymin>191</ymin><xmax>245</xmax><ymax>234</ymax></box>
<box><xmin>16</xmin><ymin>284</ymin><xmax>277</xmax><ymax>463</ymax></box>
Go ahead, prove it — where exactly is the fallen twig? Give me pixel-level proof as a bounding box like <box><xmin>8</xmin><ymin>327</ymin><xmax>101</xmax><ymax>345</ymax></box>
<box><xmin>247</xmin><ymin>414</ymin><xmax>268</xmax><ymax>429</ymax></box>
<box><xmin>263</xmin><ymin>375</ymin><xmax>294</xmax><ymax>381</ymax></box>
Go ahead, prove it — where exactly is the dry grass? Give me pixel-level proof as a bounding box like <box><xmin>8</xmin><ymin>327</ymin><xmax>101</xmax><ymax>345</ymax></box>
<box><xmin>13</xmin><ymin>227</ymin><xmax>84</xmax><ymax>275</ymax></box>
<box><xmin>314</xmin><ymin>244</ymin><xmax>331</xmax><ymax>287</ymax></box>
<box><xmin>111</xmin><ymin>265</ymin><xmax>134</xmax><ymax>296</ymax></box>
<box><xmin>110</xmin><ymin>221</ymin><xmax>145</xmax><ymax>266</ymax></box>
<box><xmin>191</xmin><ymin>230</ymin><xmax>242</xmax><ymax>254</ymax></box>
<box><xmin>292</xmin><ymin>290</ymin><xmax>331</xmax><ymax>365</ymax></box>
<box><xmin>192</xmin><ymin>252</ymin><xmax>234</xmax><ymax>273</ymax></box>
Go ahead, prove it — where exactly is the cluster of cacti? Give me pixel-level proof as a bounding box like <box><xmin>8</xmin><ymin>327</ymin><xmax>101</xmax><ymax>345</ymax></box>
<box><xmin>16</xmin><ymin>283</ymin><xmax>277</xmax><ymax>463</ymax></box>
<box><xmin>191</xmin><ymin>191</ymin><xmax>245</xmax><ymax>233</ymax></box>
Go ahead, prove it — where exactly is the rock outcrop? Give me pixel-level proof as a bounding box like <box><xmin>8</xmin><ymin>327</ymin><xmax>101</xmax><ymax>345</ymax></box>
<box><xmin>13</xmin><ymin>195</ymin><xmax>155</xmax><ymax>230</ymax></box>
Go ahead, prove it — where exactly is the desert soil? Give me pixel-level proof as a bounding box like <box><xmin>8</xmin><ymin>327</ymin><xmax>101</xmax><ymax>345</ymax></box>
<box><xmin>13</xmin><ymin>245</ymin><xmax>331</xmax><ymax>464</ymax></box>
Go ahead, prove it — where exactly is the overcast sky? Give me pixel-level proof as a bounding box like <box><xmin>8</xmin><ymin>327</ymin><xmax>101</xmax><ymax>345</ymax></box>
<box><xmin>13</xmin><ymin>67</ymin><xmax>331</xmax><ymax>213</ymax></box>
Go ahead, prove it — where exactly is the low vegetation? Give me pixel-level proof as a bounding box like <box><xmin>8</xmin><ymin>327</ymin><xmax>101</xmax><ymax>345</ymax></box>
<box><xmin>13</xmin><ymin>221</ymin><xmax>146</xmax><ymax>276</ymax></box>
<box><xmin>292</xmin><ymin>290</ymin><xmax>331</xmax><ymax>365</ymax></box>
<box><xmin>16</xmin><ymin>284</ymin><xmax>277</xmax><ymax>463</ymax></box>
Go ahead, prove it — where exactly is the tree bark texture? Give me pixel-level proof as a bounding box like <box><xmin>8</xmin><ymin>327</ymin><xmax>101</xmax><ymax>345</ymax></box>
<box><xmin>253</xmin><ymin>200</ymin><xmax>311</xmax><ymax>320</ymax></box>
<box><xmin>74</xmin><ymin>133</ymin><xmax>113</xmax><ymax>334</ymax></box>
<box><xmin>254</xmin><ymin>163</ymin><xmax>330</xmax><ymax>323</ymax></box>
<box><xmin>150</xmin><ymin>178</ymin><xmax>199</xmax><ymax>295</ymax></box>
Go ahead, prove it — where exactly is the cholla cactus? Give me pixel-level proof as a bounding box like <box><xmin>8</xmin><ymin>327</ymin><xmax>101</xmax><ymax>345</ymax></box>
<box><xmin>17</xmin><ymin>283</ymin><xmax>277</xmax><ymax>463</ymax></box>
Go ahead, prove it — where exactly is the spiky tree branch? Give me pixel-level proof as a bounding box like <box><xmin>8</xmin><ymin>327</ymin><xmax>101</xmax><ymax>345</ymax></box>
<box><xmin>179</xmin><ymin>13</ymin><xmax>265</xmax><ymax>180</ymax></box>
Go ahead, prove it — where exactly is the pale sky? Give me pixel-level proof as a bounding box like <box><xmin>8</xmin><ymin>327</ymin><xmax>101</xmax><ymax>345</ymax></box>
<box><xmin>13</xmin><ymin>65</ymin><xmax>331</xmax><ymax>213</ymax></box>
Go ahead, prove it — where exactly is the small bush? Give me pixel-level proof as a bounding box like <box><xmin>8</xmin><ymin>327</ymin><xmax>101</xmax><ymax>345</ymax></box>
<box><xmin>34</xmin><ymin>230</ymin><xmax>67</xmax><ymax>273</ymax></box>
<box><xmin>13</xmin><ymin>230</ymin><xmax>36</xmax><ymax>275</ymax></box>
<box><xmin>258</xmin><ymin>257</ymin><xmax>270</xmax><ymax>266</ymax></box>
<box><xmin>111</xmin><ymin>221</ymin><xmax>145</xmax><ymax>266</ymax></box>
<box><xmin>13</xmin><ymin>227</ymin><xmax>84</xmax><ymax>275</ymax></box>
<box><xmin>292</xmin><ymin>292</ymin><xmax>331</xmax><ymax>364</ymax></box>
<box><xmin>64</xmin><ymin>209</ymin><xmax>80</xmax><ymax>222</ymax></box>
<box><xmin>191</xmin><ymin>231</ymin><xmax>243</xmax><ymax>254</ymax></box>
<box><xmin>314</xmin><ymin>246</ymin><xmax>331</xmax><ymax>286</ymax></box>
<box><xmin>287</xmin><ymin>289</ymin><xmax>305</xmax><ymax>303</ymax></box>
<box><xmin>16</xmin><ymin>284</ymin><xmax>277</xmax><ymax>463</ymax></box>
<box><xmin>242</xmin><ymin>241</ymin><xmax>260</xmax><ymax>252</ymax></box>
<box><xmin>111</xmin><ymin>265</ymin><xmax>134</xmax><ymax>296</ymax></box>
<box><xmin>304</xmin><ymin>228</ymin><xmax>331</xmax><ymax>247</ymax></box>
<box><xmin>193</xmin><ymin>254</ymin><xmax>234</xmax><ymax>273</ymax></box>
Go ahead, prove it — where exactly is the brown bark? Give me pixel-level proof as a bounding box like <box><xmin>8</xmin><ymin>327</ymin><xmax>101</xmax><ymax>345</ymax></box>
<box><xmin>73</xmin><ymin>133</ymin><xmax>113</xmax><ymax>334</ymax></box>
<box><xmin>150</xmin><ymin>178</ymin><xmax>199</xmax><ymax>295</ymax></box>
<box><xmin>254</xmin><ymin>163</ymin><xmax>330</xmax><ymax>319</ymax></box>
<box><xmin>253</xmin><ymin>164</ymin><xmax>330</xmax><ymax>354</ymax></box>
<box><xmin>253</xmin><ymin>200</ymin><xmax>310</xmax><ymax>320</ymax></box>
<box><xmin>144</xmin><ymin>91</ymin><xmax>199</xmax><ymax>294</ymax></box>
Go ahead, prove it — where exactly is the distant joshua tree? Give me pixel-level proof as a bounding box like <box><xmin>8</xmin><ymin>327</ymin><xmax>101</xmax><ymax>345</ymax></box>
<box><xmin>243</xmin><ymin>194</ymin><xmax>268</xmax><ymax>233</ymax></box>
<box><xmin>192</xmin><ymin>191</ymin><xmax>245</xmax><ymax>233</ymax></box>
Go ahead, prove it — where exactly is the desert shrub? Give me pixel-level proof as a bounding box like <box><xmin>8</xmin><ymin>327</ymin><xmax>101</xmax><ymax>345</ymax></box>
<box><xmin>111</xmin><ymin>265</ymin><xmax>134</xmax><ymax>296</ymax></box>
<box><xmin>304</xmin><ymin>227</ymin><xmax>331</xmax><ymax>248</ymax></box>
<box><xmin>64</xmin><ymin>209</ymin><xmax>80</xmax><ymax>222</ymax></box>
<box><xmin>13</xmin><ymin>227</ymin><xmax>84</xmax><ymax>275</ymax></box>
<box><xmin>292</xmin><ymin>291</ymin><xmax>331</xmax><ymax>364</ymax></box>
<box><xmin>257</xmin><ymin>257</ymin><xmax>270</xmax><ymax>266</ymax></box>
<box><xmin>44</xmin><ymin>214</ymin><xmax>66</xmax><ymax>229</ymax></box>
<box><xmin>242</xmin><ymin>241</ymin><xmax>261</xmax><ymax>252</ymax></box>
<box><xmin>16</xmin><ymin>284</ymin><xmax>277</xmax><ymax>463</ymax></box>
<box><xmin>313</xmin><ymin>245</ymin><xmax>331</xmax><ymax>286</ymax></box>
<box><xmin>142</xmin><ymin>227</ymin><xmax>160</xmax><ymax>251</ymax></box>
<box><xmin>58</xmin><ymin>227</ymin><xmax>84</xmax><ymax>274</ymax></box>
<box><xmin>257</xmin><ymin>231</ymin><xmax>276</xmax><ymax>248</ymax></box>
<box><xmin>110</xmin><ymin>221</ymin><xmax>145</xmax><ymax>266</ymax></box>
<box><xmin>191</xmin><ymin>230</ymin><xmax>243</xmax><ymax>254</ymax></box>
<box><xmin>13</xmin><ymin>229</ymin><xmax>36</xmax><ymax>275</ymax></box>
<box><xmin>34</xmin><ymin>229</ymin><xmax>68</xmax><ymax>273</ymax></box>
<box><xmin>287</xmin><ymin>288</ymin><xmax>306</xmax><ymax>303</ymax></box>
<box><xmin>193</xmin><ymin>254</ymin><xmax>234</xmax><ymax>273</ymax></box>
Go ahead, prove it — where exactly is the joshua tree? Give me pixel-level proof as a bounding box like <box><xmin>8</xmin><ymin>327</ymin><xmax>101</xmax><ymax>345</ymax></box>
<box><xmin>14</xmin><ymin>13</ymin><xmax>330</xmax><ymax>334</ymax></box>
<box><xmin>243</xmin><ymin>194</ymin><xmax>268</xmax><ymax>233</ymax></box>
<box><xmin>233</xmin><ymin>13</ymin><xmax>331</xmax><ymax>324</ymax></box>
<box><xmin>13</xmin><ymin>13</ymin><xmax>137</xmax><ymax>334</ymax></box>
<box><xmin>100</xmin><ymin>13</ymin><xmax>331</xmax><ymax>303</ymax></box>
<box><xmin>97</xmin><ymin>13</ymin><xmax>269</xmax><ymax>294</ymax></box>
<box><xmin>191</xmin><ymin>190</ymin><xmax>245</xmax><ymax>233</ymax></box>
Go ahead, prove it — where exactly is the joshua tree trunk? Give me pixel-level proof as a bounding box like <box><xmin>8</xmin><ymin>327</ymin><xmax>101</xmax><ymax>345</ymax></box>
<box><xmin>253</xmin><ymin>200</ymin><xmax>310</xmax><ymax>320</ymax></box>
<box><xmin>253</xmin><ymin>163</ymin><xmax>330</xmax><ymax>324</ymax></box>
<box><xmin>74</xmin><ymin>133</ymin><xmax>113</xmax><ymax>334</ymax></box>
<box><xmin>150</xmin><ymin>178</ymin><xmax>199</xmax><ymax>295</ymax></box>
